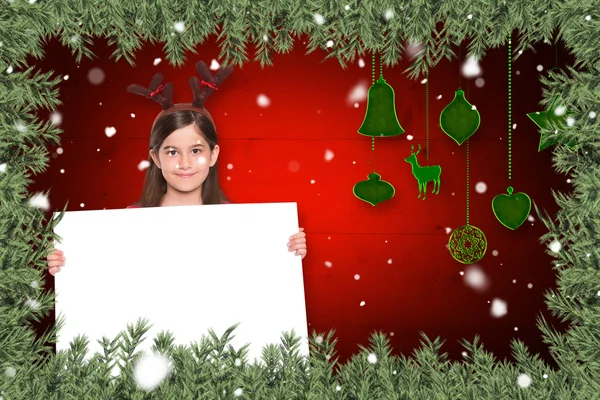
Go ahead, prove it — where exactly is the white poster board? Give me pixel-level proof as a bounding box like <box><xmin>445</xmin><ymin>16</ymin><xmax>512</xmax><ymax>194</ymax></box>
<box><xmin>53</xmin><ymin>202</ymin><xmax>308</xmax><ymax>369</ymax></box>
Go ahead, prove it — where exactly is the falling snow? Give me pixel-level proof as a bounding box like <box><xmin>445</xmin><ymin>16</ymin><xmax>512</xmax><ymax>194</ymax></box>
<box><xmin>421</xmin><ymin>78</ymin><xmax>427</xmax><ymax>84</ymax></box>
<box><xmin>528</xmin><ymin>215</ymin><xmax>535</xmax><ymax>222</ymax></box>
<box><xmin>133</xmin><ymin>352</ymin><xmax>171</xmax><ymax>391</ymax></box>
<box><xmin>314</xmin><ymin>14</ymin><xmax>325</xmax><ymax>25</ymax></box>
<box><xmin>463</xmin><ymin>265</ymin><xmax>490</xmax><ymax>293</ymax></box>
<box><xmin>360</xmin><ymin>301</ymin><xmax>365</xmax><ymax>306</ymax></box>
<box><xmin>315</xmin><ymin>335</ymin><xmax>323</xmax><ymax>344</ymax></box>
<box><xmin>549</xmin><ymin>240</ymin><xmax>561</xmax><ymax>253</ymax></box>
<box><xmin>517</xmin><ymin>373</ymin><xmax>532</xmax><ymax>388</ymax></box>
<box><xmin>354</xmin><ymin>274</ymin><xmax>360</xmax><ymax>280</ymax></box>
<box><xmin>445</xmin><ymin>227</ymin><xmax>452</xmax><ymax>234</ymax></box>
<box><xmin>88</xmin><ymin>67</ymin><xmax>105</xmax><ymax>85</ymax></box>
<box><xmin>6</xmin><ymin>66</ymin><xmax>13</xmax><ymax>74</ymax></box>
<box><xmin>436</xmin><ymin>95</ymin><xmax>442</xmax><ymax>100</ymax></box>
<box><xmin>48</xmin><ymin>112</ymin><xmax>62</xmax><ymax>126</ymax></box>
<box><xmin>326</xmin><ymin>40</ymin><xmax>334</xmax><ymax>48</ymax></box>
<box><xmin>406</xmin><ymin>134</ymin><xmax>413</xmax><ymax>140</ymax></box>
<box><xmin>5</xmin><ymin>367</ymin><xmax>16</xmax><ymax>378</ymax></box>
<box><xmin>138</xmin><ymin>160</ymin><xmax>150</xmax><ymax>171</ymax></box>
<box><xmin>0</xmin><ymin>163</ymin><xmax>6</xmax><ymax>173</ymax></box>
<box><xmin>227</xmin><ymin>163</ymin><xmax>233</xmax><ymax>170</ymax></box>
<box><xmin>60</xmin><ymin>169</ymin><xmax>65</xmax><ymax>174</ymax></box>
<box><xmin>467</xmin><ymin>14</ymin><xmax>473</xmax><ymax>19</ymax></box>
<box><xmin>358</xmin><ymin>58</ymin><xmax>365</xmax><ymax>68</ymax></box>
<box><xmin>310</xmin><ymin>179</ymin><xmax>315</xmax><ymax>184</ymax></box>
<box><xmin>536</xmin><ymin>65</ymin><xmax>544</xmax><ymax>72</ymax></box>
<box><xmin>105</xmin><ymin>127</ymin><xmax>117</xmax><ymax>137</ymax></box>
<box><xmin>29</xmin><ymin>193</ymin><xmax>50</xmax><ymax>211</ymax></box>
<box><xmin>589</xmin><ymin>111</ymin><xmax>597</xmax><ymax>119</ymax></box>
<box><xmin>63</xmin><ymin>75</ymin><xmax>69</xmax><ymax>80</ymax></box>
<box><xmin>527</xmin><ymin>283</ymin><xmax>533</xmax><ymax>289</ymax></box>
<box><xmin>514</xmin><ymin>327</ymin><xmax>519</xmax><ymax>331</ymax></box>
<box><xmin>257</xmin><ymin>94</ymin><xmax>271</xmax><ymax>107</ymax></box>
<box><xmin>210</xmin><ymin>59</ymin><xmax>220</xmax><ymax>70</ymax></box>
<box><xmin>234</xmin><ymin>388</ymin><xmax>243</xmax><ymax>397</ymax></box>
<box><xmin>153</xmin><ymin>58</ymin><xmax>161</xmax><ymax>66</ymax></box>
<box><xmin>336</xmin><ymin>385</ymin><xmax>342</xmax><ymax>391</ymax></box>
<box><xmin>471</xmin><ymin>105</ymin><xmax>477</xmax><ymax>110</ymax></box>
<box><xmin>31</xmin><ymin>281</ymin><xmax>39</xmax><ymax>288</ymax></box>
<box><xmin>348</xmin><ymin>81</ymin><xmax>368</xmax><ymax>105</ymax></box>
<box><xmin>131</xmin><ymin>113</ymin><xmax>135</xmax><ymax>118</ymax></box>
<box><xmin>387</xmin><ymin>259</ymin><xmax>392</xmax><ymax>264</ymax></box>
<box><xmin>367</xmin><ymin>353</ymin><xmax>378</xmax><ymax>363</ymax></box>
<box><xmin>383</xmin><ymin>9</ymin><xmax>394</xmax><ymax>20</ymax></box>
<box><xmin>235</xmin><ymin>358</ymin><xmax>242</xmax><ymax>366</ymax></box>
<box><xmin>490</xmin><ymin>298</ymin><xmax>508</xmax><ymax>318</ymax></box>
<box><xmin>324</xmin><ymin>261</ymin><xmax>332</xmax><ymax>268</ymax></box>
<box><xmin>324</xmin><ymin>149</ymin><xmax>335</xmax><ymax>161</ymax></box>
<box><xmin>462</xmin><ymin>56</ymin><xmax>482</xmax><ymax>78</ymax></box>
<box><xmin>513</xmin><ymin>123</ymin><xmax>517</xmax><ymax>129</ymax></box>
<box><xmin>25</xmin><ymin>298</ymin><xmax>41</xmax><ymax>310</ymax></box>
<box><xmin>15</xmin><ymin>122</ymin><xmax>26</xmax><ymax>133</ymax></box>
<box><xmin>475</xmin><ymin>182</ymin><xmax>487</xmax><ymax>193</ymax></box>
<box><xmin>567</xmin><ymin>117</ymin><xmax>575</xmax><ymax>126</ymax></box>
<box><xmin>405</xmin><ymin>41</ymin><xmax>424</xmax><ymax>58</ymax></box>
<box><xmin>174</xmin><ymin>22</ymin><xmax>185</xmax><ymax>32</ymax></box>
<box><xmin>475</xmin><ymin>78</ymin><xmax>485</xmax><ymax>87</ymax></box>
<box><xmin>492</xmin><ymin>250</ymin><xmax>499</xmax><ymax>256</ymax></box>
<box><xmin>80</xmin><ymin>203</ymin><xmax>85</xmax><ymax>208</ymax></box>
<box><xmin>585</xmin><ymin>15</ymin><xmax>592</xmax><ymax>21</ymax></box>
<box><xmin>543</xmin><ymin>373</ymin><xmax>549</xmax><ymax>379</ymax></box>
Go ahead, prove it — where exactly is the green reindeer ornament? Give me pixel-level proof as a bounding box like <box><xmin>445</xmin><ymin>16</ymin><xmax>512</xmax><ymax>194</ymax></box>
<box><xmin>404</xmin><ymin>144</ymin><xmax>442</xmax><ymax>200</ymax></box>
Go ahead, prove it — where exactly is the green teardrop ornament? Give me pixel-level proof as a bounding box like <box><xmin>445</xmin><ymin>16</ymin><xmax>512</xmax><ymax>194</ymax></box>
<box><xmin>353</xmin><ymin>172</ymin><xmax>395</xmax><ymax>206</ymax></box>
<box><xmin>440</xmin><ymin>89</ymin><xmax>481</xmax><ymax>146</ymax></box>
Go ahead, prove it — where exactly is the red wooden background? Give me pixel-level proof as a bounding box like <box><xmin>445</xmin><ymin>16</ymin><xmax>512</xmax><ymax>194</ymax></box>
<box><xmin>29</xmin><ymin>34</ymin><xmax>572</xmax><ymax>367</ymax></box>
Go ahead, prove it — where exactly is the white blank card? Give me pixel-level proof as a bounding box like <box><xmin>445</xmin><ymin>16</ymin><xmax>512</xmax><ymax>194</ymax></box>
<box><xmin>53</xmin><ymin>202</ymin><xmax>308</xmax><ymax>366</ymax></box>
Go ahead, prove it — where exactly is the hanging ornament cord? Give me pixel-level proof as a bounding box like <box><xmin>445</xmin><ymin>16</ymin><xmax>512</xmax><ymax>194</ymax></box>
<box><xmin>370</xmin><ymin>52</ymin><xmax>376</xmax><ymax>169</ymax></box>
<box><xmin>426</xmin><ymin>66</ymin><xmax>429</xmax><ymax>161</ymax></box>
<box><xmin>508</xmin><ymin>36</ymin><xmax>512</xmax><ymax>182</ymax></box>
<box><xmin>491</xmin><ymin>35</ymin><xmax>532</xmax><ymax>230</ymax></box>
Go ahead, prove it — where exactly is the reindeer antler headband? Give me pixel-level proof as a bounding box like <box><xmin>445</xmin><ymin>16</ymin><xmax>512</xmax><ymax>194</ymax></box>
<box><xmin>127</xmin><ymin>60</ymin><xmax>233</xmax><ymax>132</ymax></box>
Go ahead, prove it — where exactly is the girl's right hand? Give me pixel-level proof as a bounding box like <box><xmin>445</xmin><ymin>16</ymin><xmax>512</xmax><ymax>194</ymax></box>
<box><xmin>47</xmin><ymin>248</ymin><xmax>65</xmax><ymax>276</ymax></box>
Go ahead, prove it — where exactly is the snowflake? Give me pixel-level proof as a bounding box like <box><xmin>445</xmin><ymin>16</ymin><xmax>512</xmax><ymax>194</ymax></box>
<box><xmin>517</xmin><ymin>373</ymin><xmax>532</xmax><ymax>388</ymax></box>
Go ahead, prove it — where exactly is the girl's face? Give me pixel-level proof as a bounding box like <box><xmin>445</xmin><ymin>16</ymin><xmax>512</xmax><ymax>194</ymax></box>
<box><xmin>149</xmin><ymin>123</ymin><xmax>219</xmax><ymax>196</ymax></box>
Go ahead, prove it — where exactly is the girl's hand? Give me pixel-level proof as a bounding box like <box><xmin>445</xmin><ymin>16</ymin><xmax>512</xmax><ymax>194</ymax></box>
<box><xmin>287</xmin><ymin>228</ymin><xmax>307</xmax><ymax>260</ymax></box>
<box><xmin>47</xmin><ymin>248</ymin><xmax>65</xmax><ymax>276</ymax></box>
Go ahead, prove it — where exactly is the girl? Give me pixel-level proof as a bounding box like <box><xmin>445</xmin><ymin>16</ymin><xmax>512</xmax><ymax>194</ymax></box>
<box><xmin>47</xmin><ymin>62</ymin><xmax>307</xmax><ymax>275</ymax></box>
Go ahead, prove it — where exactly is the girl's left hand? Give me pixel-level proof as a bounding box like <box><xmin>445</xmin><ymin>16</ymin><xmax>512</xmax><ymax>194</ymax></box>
<box><xmin>288</xmin><ymin>228</ymin><xmax>307</xmax><ymax>260</ymax></box>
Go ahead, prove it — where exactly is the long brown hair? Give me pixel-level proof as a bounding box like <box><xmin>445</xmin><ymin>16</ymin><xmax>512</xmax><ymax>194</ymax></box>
<box><xmin>134</xmin><ymin>110</ymin><xmax>229</xmax><ymax>207</ymax></box>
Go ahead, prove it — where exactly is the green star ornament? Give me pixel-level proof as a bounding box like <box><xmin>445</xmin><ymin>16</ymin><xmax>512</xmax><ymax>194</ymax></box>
<box><xmin>526</xmin><ymin>96</ymin><xmax>576</xmax><ymax>151</ymax></box>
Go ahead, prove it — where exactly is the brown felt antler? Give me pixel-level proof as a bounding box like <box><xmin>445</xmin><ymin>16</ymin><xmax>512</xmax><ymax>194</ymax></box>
<box><xmin>189</xmin><ymin>61</ymin><xmax>234</xmax><ymax>108</ymax></box>
<box><xmin>127</xmin><ymin>73</ymin><xmax>174</xmax><ymax>110</ymax></box>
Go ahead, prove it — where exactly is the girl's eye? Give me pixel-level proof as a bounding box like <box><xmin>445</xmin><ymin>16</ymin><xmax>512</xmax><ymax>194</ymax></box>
<box><xmin>167</xmin><ymin>150</ymin><xmax>177</xmax><ymax>156</ymax></box>
<box><xmin>192</xmin><ymin>149</ymin><xmax>201</xmax><ymax>154</ymax></box>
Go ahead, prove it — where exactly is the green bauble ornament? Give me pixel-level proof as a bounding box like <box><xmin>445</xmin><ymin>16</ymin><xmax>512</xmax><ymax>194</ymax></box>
<box><xmin>448</xmin><ymin>224</ymin><xmax>487</xmax><ymax>264</ymax></box>
<box><xmin>492</xmin><ymin>186</ymin><xmax>531</xmax><ymax>230</ymax></box>
<box><xmin>440</xmin><ymin>89</ymin><xmax>481</xmax><ymax>146</ymax></box>
<box><xmin>353</xmin><ymin>172</ymin><xmax>395</xmax><ymax>206</ymax></box>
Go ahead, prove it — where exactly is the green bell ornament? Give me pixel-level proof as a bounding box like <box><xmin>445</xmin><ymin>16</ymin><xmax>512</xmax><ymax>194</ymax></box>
<box><xmin>440</xmin><ymin>89</ymin><xmax>481</xmax><ymax>145</ymax></box>
<box><xmin>358</xmin><ymin>76</ymin><xmax>405</xmax><ymax>137</ymax></box>
<box><xmin>353</xmin><ymin>172</ymin><xmax>395</xmax><ymax>206</ymax></box>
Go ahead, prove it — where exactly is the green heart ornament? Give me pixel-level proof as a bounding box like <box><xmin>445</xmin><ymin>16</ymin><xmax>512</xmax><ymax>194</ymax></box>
<box><xmin>353</xmin><ymin>172</ymin><xmax>395</xmax><ymax>206</ymax></box>
<box><xmin>440</xmin><ymin>89</ymin><xmax>481</xmax><ymax>146</ymax></box>
<box><xmin>492</xmin><ymin>186</ymin><xmax>532</xmax><ymax>230</ymax></box>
